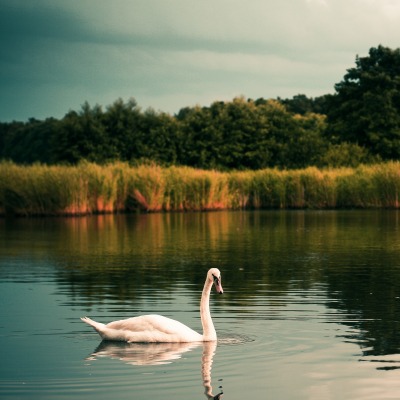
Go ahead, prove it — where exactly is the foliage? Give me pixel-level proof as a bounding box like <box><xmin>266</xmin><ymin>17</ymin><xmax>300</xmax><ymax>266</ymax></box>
<box><xmin>0</xmin><ymin>96</ymin><xmax>332</xmax><ymax>170</ymax></box>
<box><xmin>2</xmin><ymin>45</ymin><xmax>400</xmax><ymax>170</ymax></box>
<box><xmin>326</xmin><ymin>45</ymin><xmax>400</xmax><ymax>159</ymax></box>
<box><xmin>318</xmin><ymin>142</ymin><xmax>380</xmax><ymax>168</ymax></box>
<box><xmin>278</xmin><ymin>94</ymin><xmax>331</xmax><ymax>115</ymax></box>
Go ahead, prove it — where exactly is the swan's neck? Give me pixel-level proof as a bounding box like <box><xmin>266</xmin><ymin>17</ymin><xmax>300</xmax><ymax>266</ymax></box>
<box><xmin>200</xmin><ymin>278</ymin><xmax>216</xmax><ymax>341</ymax></box>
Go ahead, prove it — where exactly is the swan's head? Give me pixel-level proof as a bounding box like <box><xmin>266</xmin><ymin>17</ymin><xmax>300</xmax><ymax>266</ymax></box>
<box><xmin>208</xmin><ymin>268</ymin><xmax>223</xmax><ymax>294</ymax></box>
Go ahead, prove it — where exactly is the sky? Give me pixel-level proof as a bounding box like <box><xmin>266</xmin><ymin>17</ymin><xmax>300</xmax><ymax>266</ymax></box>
<box><xmin>1</xmin><ymin>0</ymin><xmax>400</xmax><ymax>122</ymax></box>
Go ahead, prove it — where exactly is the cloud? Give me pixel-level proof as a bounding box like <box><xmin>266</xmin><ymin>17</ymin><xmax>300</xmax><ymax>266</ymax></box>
<box><xmin>1</xmin><ymin>0</ymin><xmax>400</xmax><ymax>120</ymax></box>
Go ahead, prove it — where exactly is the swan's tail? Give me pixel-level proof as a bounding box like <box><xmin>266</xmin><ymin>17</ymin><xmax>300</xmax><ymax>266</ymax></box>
<box><xmin>81</xmin><ymin>316</ymin><xmax>107</xmax><ymax>337</ymax></box>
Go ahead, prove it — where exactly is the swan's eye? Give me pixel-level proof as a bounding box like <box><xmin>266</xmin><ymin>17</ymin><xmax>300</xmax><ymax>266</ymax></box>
<box><xmin>212</xmin><ymin>274</ymin><xmax>221</xmax><ymax>283</ymax></box>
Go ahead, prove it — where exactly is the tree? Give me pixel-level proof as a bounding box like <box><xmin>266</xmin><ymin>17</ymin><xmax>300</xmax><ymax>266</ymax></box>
<box><xmin>139</xmin><ymin>109</ymin><xmax>180</xmax><ymax>165</ymax></box>
<box><xmin>176</xmin><ymin>98</ymin><xmax>328</xmax><ymax>170</ymax></box>
<box><xmin>318</xmin><ymin>143</ymin><xmax>379</xmax><ymax>168</ymax></box>
<box><xmin>284</xmin><ymin>113</ymin><xmax>327</xmax><ymax>169</ymax></box>
<box><xmin>326</xmin><ymin>45</ymin><xmax>400</xmax><ymax>159</ymax></box>
<box><xmin>278</xmin><ymin>94</ymin><xmax>315</xmax><ymax>115</ymax></box>
<box><xmin>103</xmin><ymin>98</ymin><xmax>143</xmax><ymax>161</ymax></box>
<box><xmin>254</xmin><ymin>101</ymin><xmax>327</xmax><ymax>169</ymax></box>
<box><xmin>54</xmin><ymin>103</ymin><xmax>109</xmax><ymax>163</ymax></box>
<box><xmin>177</xmin><ymin>104</ymin><xmax>224</xmax><ymax>169</ymax></box>
<box><xmin>277</xmin><ymin>94</ymin><xmax>331</xmax><ymax>115</ymax></box>
<box><xmin>0</xmin><ymin>118</ymin><xmax>60</xmax><ymax>164</ymax></box>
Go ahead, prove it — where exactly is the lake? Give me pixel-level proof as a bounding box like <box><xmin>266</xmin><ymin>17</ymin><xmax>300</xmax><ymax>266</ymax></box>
<box><xmin>1</xmin><ymin>210</ymin><xmax>400</xmax><ymax>399</ymax></box>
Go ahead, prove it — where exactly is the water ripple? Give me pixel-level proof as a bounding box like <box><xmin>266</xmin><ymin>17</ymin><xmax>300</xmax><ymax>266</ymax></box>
<box><xmin>218</xmin><ymin>333</ymin><xmax>256</xmax><ymax>346</ymax></box>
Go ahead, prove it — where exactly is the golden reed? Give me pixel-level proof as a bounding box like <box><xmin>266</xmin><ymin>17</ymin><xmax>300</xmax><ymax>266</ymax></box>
<box><xmin>1</xmin><ymin>161</ymin><xmax>400</xmax><ymax>216</ymax></box>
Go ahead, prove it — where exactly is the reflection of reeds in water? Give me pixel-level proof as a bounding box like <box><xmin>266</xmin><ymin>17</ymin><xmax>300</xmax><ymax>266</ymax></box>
<box><xmin>2</xmin><ymin>161</ymin><xmax>400</xmax><ymax>215</ymax></box>
<box><xmin>85</xmin><ymin>340</ymin><xmax>223</xmax><ymax>399</ymax></box>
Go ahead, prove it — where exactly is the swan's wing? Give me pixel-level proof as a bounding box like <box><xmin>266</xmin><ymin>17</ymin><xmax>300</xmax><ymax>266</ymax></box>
<box><xmin>106</xmin><ymin>315</ymin><xmax>203</xmax><ymax>342</ymax></box>
<box><xmin>106</xmin><ymin>315</ymin><xmax>185</xmax><ymax>333</ymax></box>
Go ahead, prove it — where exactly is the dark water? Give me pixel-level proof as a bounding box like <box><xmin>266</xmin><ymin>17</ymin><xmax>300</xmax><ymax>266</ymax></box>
<box><xmin>1</xmin><ymin>211</ymin><xmax>400</xmax><ymax>399</ymax></box>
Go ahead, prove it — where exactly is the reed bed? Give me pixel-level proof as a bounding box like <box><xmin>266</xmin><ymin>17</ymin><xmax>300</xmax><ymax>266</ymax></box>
<box><xmin>1</xmin><ymin>161</ymin><xmax>400</xmax><ymax>216</ymax></box>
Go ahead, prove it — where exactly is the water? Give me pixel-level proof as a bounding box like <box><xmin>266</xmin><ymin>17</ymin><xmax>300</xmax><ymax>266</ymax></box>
<box><xmin>1</xmin><ymin>210</ymin><xmax>400</xmax><ymax>399</ymax></box>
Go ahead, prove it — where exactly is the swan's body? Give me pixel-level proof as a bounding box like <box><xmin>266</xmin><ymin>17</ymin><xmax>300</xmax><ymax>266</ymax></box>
<box><xmin>81</xmin><ymin>268</ymin><xmax>223</xmax><ymax>343</ymax></box>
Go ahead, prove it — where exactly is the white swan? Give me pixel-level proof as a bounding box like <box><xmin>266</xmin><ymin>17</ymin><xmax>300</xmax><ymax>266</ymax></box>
<box><xmin>80</xmin><ymin>268</ymin><xmax>223</xmax><ymax>343</ymax></box>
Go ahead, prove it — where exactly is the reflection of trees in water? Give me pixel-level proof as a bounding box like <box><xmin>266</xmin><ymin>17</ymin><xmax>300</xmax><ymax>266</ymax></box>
<box><xmin>324</xmin><ymin>249</ymin><xmax>400</xmax><ymax>356</ymax></box>
<box><xmin>49</xmin><ymin>210</ymin><xmax>400</xmax><ymax>355</ymax></box>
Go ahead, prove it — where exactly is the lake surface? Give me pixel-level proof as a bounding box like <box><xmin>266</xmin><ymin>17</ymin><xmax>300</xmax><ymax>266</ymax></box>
<box><xmin>1</xmin><ymin>210</ymin><xmax>400</xmax><ymax>399</ymax></box>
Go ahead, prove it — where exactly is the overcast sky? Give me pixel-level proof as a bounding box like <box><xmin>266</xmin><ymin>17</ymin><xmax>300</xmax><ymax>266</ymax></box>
<box><xmin>1</xmin><ymin>0</ymin><xmax>400</xmax><ymax>122</ymax></box>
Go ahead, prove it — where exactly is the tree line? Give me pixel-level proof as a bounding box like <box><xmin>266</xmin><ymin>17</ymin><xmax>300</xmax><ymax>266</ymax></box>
<box><xmin>1</xmin><ymin>45</ymin><xmax>400</xmax><ymax>170</ymax></box>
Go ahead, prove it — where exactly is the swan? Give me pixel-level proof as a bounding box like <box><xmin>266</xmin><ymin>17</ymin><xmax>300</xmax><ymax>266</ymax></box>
<box><xmin>80</xmin><ymin>268</ymin><xmax>223</xmax><ymax>343</ymax></box>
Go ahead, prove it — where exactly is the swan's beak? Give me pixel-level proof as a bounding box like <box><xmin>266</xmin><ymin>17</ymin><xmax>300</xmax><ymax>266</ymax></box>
<box><xmin>213</xmin><ymin>276</ymin><xmax>223</xmax><ymax>294</ymax></box>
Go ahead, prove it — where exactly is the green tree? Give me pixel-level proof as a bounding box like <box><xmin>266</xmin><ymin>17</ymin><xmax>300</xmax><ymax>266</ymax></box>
<box><xmin>54</xmin><ymin>102</ymin><xmax>109</xmax><ymax>163</ymax></box>
<box><xmin>0</xmin><ymin>121</ymin><xmax>26</xmax><ymax>161</ymax></box>
<box><xmin>252</xmin><ymin>100</ymin><xmax>327</xmax><ymax>169</ymax></box>
<box><xmin>177</xmin><ymin>98</ymin><xmax>328</xmax><ymax>170</ymax></box>
<box><xmin>103</xmin><ymin>98</ymin><xmax>144</xmax><ymax>162</ymax></box>
<box><xmin>138</xmin><ymin>109</ymin><xmax>180</xmax><ymax>165</ymax></box>
<box><xmin>318</xmin><ymin>142</ymin><xmax>379</xmax><ymax>168</ymax></box>
<box><xmin>177</xmin><ymin>104</ymin><xmax>225</xmax><ymax>169</ymax></box>
<box><xmin>284</xmin><ymin>113</ymin><xmax>327</xmax><ymax>169</ymax></box>
<box><xmin>327</xmin><ymin>45</ymin><xmax>400</xmax><ymax>159</ymax></box>
<box><xmin>177</xmin><ymin>98</ymin><xmax>272</xmax><ymax>170</ymax></box>
<box><xmin>277</xmin><ymin>94</ymin><xmax>331</xmax><ymax>115</ymax></box>
<box><xmin>220</xmin><ymin>97</ymin><xmax>263</xmax><ymax>169</ymax></box>
<box><xmin>0</xmin><ymin>118</ymin><xmax>60</xmax><ymax>164</ymax></box>
<box><xmin>278</xmin><ymin>94</ymin><xmax>315</xmax><ymax>115</ymax></box>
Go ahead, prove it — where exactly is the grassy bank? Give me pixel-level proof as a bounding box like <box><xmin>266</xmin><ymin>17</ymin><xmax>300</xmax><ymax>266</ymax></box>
<box><xmin>1</xmin><ymin>161</ymin><xmax>400</xmax><ymax>216</ymax></box>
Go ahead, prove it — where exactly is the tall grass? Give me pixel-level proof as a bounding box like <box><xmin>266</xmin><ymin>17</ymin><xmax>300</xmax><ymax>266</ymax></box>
<box><xmin>1</xmin><ymin>161</ymin><xmax>400</xmax><ymax>216</ymax></box>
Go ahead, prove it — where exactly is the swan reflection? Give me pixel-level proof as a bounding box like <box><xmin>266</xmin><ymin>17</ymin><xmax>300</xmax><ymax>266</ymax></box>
<box><xmin>86</xmin><ymin>340</ymin><xmax>199</xmax><ymax>365</ymax></box>
<box><xmin>201</xmin><ymin>341</ymin><xmax>224</xmax><ymax>400</ymax></box>
<box><xmin>86</xmin><ymin>340</ymin><xmax>223</xmax><ymax>399</ymax></box>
